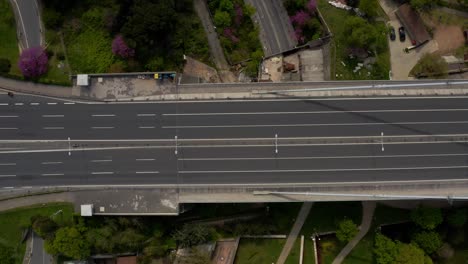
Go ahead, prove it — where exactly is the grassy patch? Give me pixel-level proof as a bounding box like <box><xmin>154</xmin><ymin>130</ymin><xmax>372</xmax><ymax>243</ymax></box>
<box><xmin>234</xmin><ymin>238</ymin><xmax>285</xmax><ymax>264</ymax></box>
<box><xmin>301</xmin><ymin>202</ymin><xmax>362</xmax><ymax>236</ymax></box>
<box><xmin>65</xmin><ymin>29</ymin><xmax>114</xmax><ymax>74</ymax></box>
<box><xmin>304</xmin><ymin>239</ymin><xmax>316</xmax><ymax>264</ymax></box>
<box><xmin>319</xmin><ymin>236</ymin><xmax>345</xmax><ymax>264</ymax></box>
<box><xmin>0</xmin><ymin>0</ymin><xmax>20</xmax><ymax>76</ymax></box>
<box><xmin>342</xmin><ymin>233</ymin><xmax>374</xmax><ymax>264</ymax></box>
<box><xmin>268</xmin><ymin>203</ymin><xmax>303</xmax><ymax>234</ymax></box>
<box><xmin>0</xmin><ymin>203</ymin><xmax>74</xmax><ymax>264</ymax></box>
<box><xmin>318</xmin><ymin>0</ymin><xmax>390</xmax><ymax>80</ymax></box>
<box><xmin>42</xmin><ymin>30</ymin><xmax>71</xmax><ymax>85</ymax></box>
<box><xmin>285</xmin><ymin>238</ymin><xmax>301</xmax><ymax>264</ymax></box>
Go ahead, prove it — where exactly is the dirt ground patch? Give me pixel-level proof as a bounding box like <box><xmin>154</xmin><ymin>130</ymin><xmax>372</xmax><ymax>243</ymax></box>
<box><xmin>433</xmin><ymin>25</ymin><xmax>465</xmax><ymax>54</ymax></box>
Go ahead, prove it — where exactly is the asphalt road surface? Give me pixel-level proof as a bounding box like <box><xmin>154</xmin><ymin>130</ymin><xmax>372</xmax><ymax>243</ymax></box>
<box><xmin>246</xmin><ymin>0</ymin><xmax>296</xmax><ymax>55</ymax></box>
<box><xmin>10</xmin><ymin>0</ymin><xmax>42</xmax><ymax>48</ymax></box>
<box><xmin>32</xmin><ymin>232</ymin><xmax>53</xmax><ymax>264</ymax></box>
<box><xmin>2</xmin><ymin>93</ymin><xmax>468</xmax><ymax>188</ymax></box>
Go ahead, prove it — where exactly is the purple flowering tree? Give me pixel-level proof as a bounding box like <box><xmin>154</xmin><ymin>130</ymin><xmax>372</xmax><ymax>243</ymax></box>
<box><xmin>18</xmin><ymin>47</ymin><xmax>48</xmax><ymax>78</ymax></box>
<box><xmin>234</xmin><ymin>4</ymin><xmax>243</xmax><ymax>26</ymax></box>
<box><xmin>112</xmin><ymin>35</ymin><xmax>135</xmax><ymax>59</ymax></box>
<box><xmin>307</xmin><ymin>0</ymin><xmax>317</xmax><ymax>13</ymax></box>
<box><xmin>290</xmin><ymin>10</ymin><xmax>311</xmax><ymax>26</ymax></box>
<box><xmin>224</xmin><ymin>28</ymin><xmax>240</xmax><ymax>43</ymax></box>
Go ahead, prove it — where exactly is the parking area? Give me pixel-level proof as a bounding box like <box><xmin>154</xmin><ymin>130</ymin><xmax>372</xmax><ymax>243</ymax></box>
<box><xmin>381</xmin><ymin>0</ymin><xmax>438</xmax><ymax>80</ymax></box>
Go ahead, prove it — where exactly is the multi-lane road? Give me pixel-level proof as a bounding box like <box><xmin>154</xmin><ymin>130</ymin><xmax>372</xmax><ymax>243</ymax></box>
<box><xmin>2</xmin><ymin>93</ymin><xmax>468</xmax><ymax>189</ymax></box>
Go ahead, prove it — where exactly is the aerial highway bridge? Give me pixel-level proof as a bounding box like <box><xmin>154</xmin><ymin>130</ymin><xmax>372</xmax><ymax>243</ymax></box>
<box><xmin>2</xmin><ymin>81</ymin><xmax>468</xmax><ymax>205</ymax></box>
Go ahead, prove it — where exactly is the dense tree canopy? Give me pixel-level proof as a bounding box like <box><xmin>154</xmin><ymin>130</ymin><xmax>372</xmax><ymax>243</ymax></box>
<box><xmin>411</xmin><ymin>231</ymin><xmax>443</xmax><ymax>254</ymax></box>
<box><xmin>447</xmin><ymin>209</ymin><xmax>467</xmax><ymax>228</ymax></box>
<box><xmin>172</xmin><ymin>224</ymin><xmax>215</xmax><ymax>248</ymax></box>
<box><xmin>395</xmin><ymin>242</ymin><xmax>427</xmax><ymax>264</ymax></box>
<box><xmin>374</xmin><ymin>233</ymin><xmax>398</xmax><ymax>264</ymax></box>
<box><xmin>343</xmin><ymin>16</ymin><xmax>378</xmax><ymax>50</ymax></box>
<box><xmin>336</xmin><ymin>219</ymin><xmax>359</xmax><ymax>242</ymax></box>
<box><xmin>359</xmin><ymin>0</ymin><xmax>378</xmax><ymax>17</ymax></box>
<box><xmin>46</xmin><ymin>226</ymin><xmax>91</xmax><ymax>260</ymax></box>
<box><xmin>410</xmin><ymin>206</ymin><xmax>443</xmax><ymax>230</ymax></box>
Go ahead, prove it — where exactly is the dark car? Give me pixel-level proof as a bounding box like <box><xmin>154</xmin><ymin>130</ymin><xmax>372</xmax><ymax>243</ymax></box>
<box><xmin>389</xmin><ymin>26</ymin><xmax>396</xmax><ymax>41</ymax></box>
<box><xmin>398</xmin><ymin>27</ymin><xmax>406</xmax><ymax>42</ymax></box>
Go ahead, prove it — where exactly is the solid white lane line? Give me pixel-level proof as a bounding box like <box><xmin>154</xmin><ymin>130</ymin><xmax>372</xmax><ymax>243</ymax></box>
<box><xmin>0</xmin><ymin>128</ymin><xmax>18</xmax><ymax>130</ymax></box>
<box><xmin>136</xmin><ymin>171</ymin><xmax>159</xmax><ymax>174</ymax></box>
<box><xmin>43</xmin><ymin>127</ymin><xmax>64</xmax><ymax>130</ymax></box>
<box><xmin>2</xmin><ymin>187</ymin><xmax>14</xmax><ymax>188</ymax></box>
<box><xmin>90</xmin><ymin>159</ymin><xmax>112</xmax><ymax>162</ymax></box>
<box><xmin>137</xmin><ymin>114</ymin><xmax>156</xmax><ymax>117</ymax></box>
<box><xmin>91</xmin><ymin>172</ymin><xmax>114</xmax><ymax>175</ymax></box>
<box><xmin>180</xmin><ymin>153</ymin><xmax>468</xmax><ymax>161</ymax></box>
<box><xmin>30</xmin><ymin>103</ymin><xmax>39</xmax><ymax>105</ymax></box>
<box><xmin>164</xmin><ymin>108</ymin><xmax>468</xmax><ymax>116</ymax></box>
<box><xmin>0</xmin><ymin>163</ymin><xmax>16</xmax><ymax>166</ymax></box>
<box><xmin>139</xmin><ymin>126</ymin><xmax>155</xmax><ymax>129</ymax></box>
<box><xmin>14</xmin><ymin>103</ymin><xmax>23</xmax><ymax>106</ymax></box>
<box><xmin>91</xmin><ymin>127</ymin><xmax>114</xmax><ymax>129</ymax></box>
<box><xmin>164</xmin><ymin>121</ymin><xmax>468</xmax><ymax>129</ymax></box>
<box><xmin>64</xmin><ymin>102</ymin><xmax>75</xmax><ymax>105</ymax></box>
<box><xmin>47</xmin><ymin>102</ymin><xmax>57</xmax><ymax>105</ymax></box>
<box><xmin>179</xmin><ymin>165</ymin><xmax>468</xmax><ymax>174</ymax></box>
<box><xmin>0</xmin><ymin>103</ymin><xmax>8</xmax><ymax>106</ymax></box>
<box><xmin>41</xmin><ymin>162</ymin><xmax>63</xmax><ymax>165</ymax></box>
<box><xmin>0</xmin><ymin>115</ymin><xmax>18</xmax><ymax>118</ymax></box>
<box><xmin>136</xmin><ymin>158</ymin><xmax>155</xmax><ymax>161</ymax></box>
<box><xmin>91</xmin><ymin>114</ymin><xmax>115</xmax><ymax>117</ymax></box>
<box><xmin>42</xmin><ymin>115</ymin><xmax>64</xmax><ymax>118</ymax></box>
<box><xmin>41</xmin><ymin>173</ymin><xmax>64</xmax><ymax>176</ymax></box>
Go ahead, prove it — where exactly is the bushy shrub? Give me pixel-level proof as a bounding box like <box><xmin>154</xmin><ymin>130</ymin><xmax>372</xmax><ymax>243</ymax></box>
<box><xmin>0</xmin><ymin>58</ymin><xmax>11</xmax><ymax>73</ymax></box>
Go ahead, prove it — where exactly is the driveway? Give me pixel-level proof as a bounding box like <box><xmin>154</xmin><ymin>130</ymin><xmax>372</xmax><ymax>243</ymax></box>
<box><xmin>9</xmin><ymin>0</ymin><xmax>43</xmax><ymax>49</ymax></box>
<box><xmin>31</xmin><ymin>232</ymin><xmax>53</xmax><ymax>264</ymax></box>
<box><xmin>380</xmin><ymin>0</ymin><xmax>438</xmax><ymax>80</ymax></box>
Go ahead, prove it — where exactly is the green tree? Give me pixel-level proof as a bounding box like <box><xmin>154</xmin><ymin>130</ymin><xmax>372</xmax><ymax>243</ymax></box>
<box><xmin>410</xmin><ymin>206</ymin><xmax>443</xmax><ymax>230</ymax></box>
<box><xmin>343</xmin><ymin>16</ymin><xmax>378</xmax><ymax>50</ymax></box>
<box><xmin>359</xmin><ymin>0</ymin><xmax>378</xmax><ymax>17</ymax></box>
<box><xmin>214</xmin><ymin>10</ymin><xmax>231</xmax><ymax>28</ymax></box>
<box><xmin>172</xmin><ymin>224</ymin><xmax>215</xmax><ymax>248</ymax></box>
<box><xmin>395</xmin><ymin>242</ymin><xmax>426</xmax><ymax>264</ymax></box>
<box><xmin>46</xmin><ymin>226</ymin><xmax>90</xmax><ymax>260</ymax></box>
<box><xmin>447</xmin><ymin>209</ymin><xmax>467</xmax><ymax>228</ymax></box>
<box><xmin>336</xmin><ymin>219</ymin><xmax>358</xmax><ymax>242</ymax></box>
<box><xmin>32</xmin><ymin>215</ymin><xmax>58</xmax><ymax>240</ymax></box>
<box><xmin>0</xmin><ymin>244</ymin><xmax>14</xmax><ymax>264</ymax></box>
<box><xmin>42</xmin><ymin>8</ymin><xmax>63</xmax><ymax>29</ymax></box>
<box><xmin>411</xmin><ymin>231</ymin><xmax>442</xmax><ymax>254</ymax></box>
<box><xmin>0</xmin><ymin>58</ymin><xmax>11</xmax><ymax>73</ymax></box>
<box><xmin>219</xmin><ymin>0</ymin><xmax>234</xmax><ymax>12</ymax></box>
<box><xmin>243</xmin><ymin>4</ymin><xmax>256</xmax><ymax>17</ymax></box>
<box><xmin>374</xmin><ymin>233</ymin><xmax>397</xmax><ymax>264</ymax></box>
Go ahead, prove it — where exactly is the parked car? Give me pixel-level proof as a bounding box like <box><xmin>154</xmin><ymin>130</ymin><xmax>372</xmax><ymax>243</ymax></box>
<box><xmin>389</xmin><ymin>26</ymin><xmax>396</xmax><ymax>41</ymax></box>
<box><xmin>398</xmin><ymin>27</ymin><xmax>406</xmax><ymax>42</ymax></box>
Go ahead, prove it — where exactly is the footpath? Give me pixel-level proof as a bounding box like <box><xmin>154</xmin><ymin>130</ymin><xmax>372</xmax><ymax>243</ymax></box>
<box><xmin>276</xmin><ymin>202</ymin><xmax>313</xmax><ymax>264</ymax></box>
<box><xmin>332</xmin><ymin>201</ymin><xmax>376</xmax><ymax>264</ymax></box>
